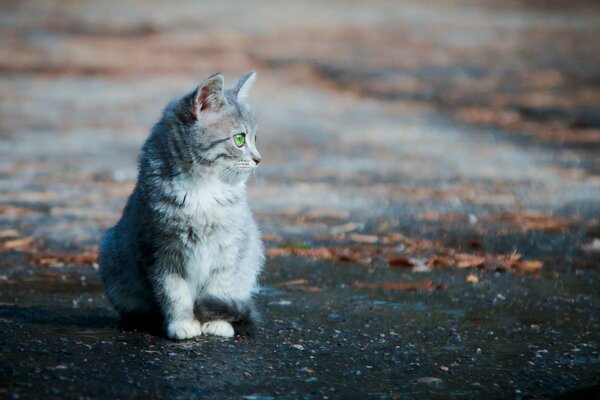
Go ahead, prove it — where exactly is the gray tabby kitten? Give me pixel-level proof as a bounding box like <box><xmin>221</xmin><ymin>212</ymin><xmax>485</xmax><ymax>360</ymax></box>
<box><xmin>100</xmin><ymin>72</ymin><xmax>264</xmax><ymax>340</ymax></box>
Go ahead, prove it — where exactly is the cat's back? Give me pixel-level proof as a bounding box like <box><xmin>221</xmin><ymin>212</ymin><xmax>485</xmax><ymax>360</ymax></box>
<box><xmin>99</xmin><ymin>188</ymin><xmax>151</xmax><ymax>278</ymax></box>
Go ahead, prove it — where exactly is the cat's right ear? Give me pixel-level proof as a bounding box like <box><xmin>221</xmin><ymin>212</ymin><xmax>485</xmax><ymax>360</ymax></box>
<box><xmin>194</xmin><ymin>73</ymin><xmax>227</xmax><ymax>115</ymax></box>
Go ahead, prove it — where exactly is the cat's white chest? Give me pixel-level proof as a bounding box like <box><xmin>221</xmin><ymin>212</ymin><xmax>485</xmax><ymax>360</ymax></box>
<box><xmin>173</xmin><ymin>175</ymin><xmax>244</xmax><ymax>292</ymax></box>
<box><xmin>173</xmin><ymin>174</ymin><xmax>243</xmax><ymax>222</ymax></box>
<box><xmin>184</xmin><ymin>225</ymin><xmax>241</xmax><ymax>294</ymax></box>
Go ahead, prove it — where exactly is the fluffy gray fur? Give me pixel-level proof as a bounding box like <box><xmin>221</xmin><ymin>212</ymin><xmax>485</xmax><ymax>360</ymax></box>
<box><xmin>100</xmin><ymin>72</ymin><xmax>264</xmax><ymax>340</ymax></box>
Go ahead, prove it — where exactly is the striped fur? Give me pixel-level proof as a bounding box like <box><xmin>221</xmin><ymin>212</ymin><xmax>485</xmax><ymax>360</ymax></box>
<box><xmin>100</xmin><ymin>72</ymin><xmax>264</xmax><ymax>340</ymax></box>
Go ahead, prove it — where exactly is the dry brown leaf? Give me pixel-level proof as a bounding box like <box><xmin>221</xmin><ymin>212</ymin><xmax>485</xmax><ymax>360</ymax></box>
<box><xmin>427</xmin><ymin>255</ymin><xmax>454</xmax><ymax>267</ymax></box>
<box><xmin>34</xmin><ymin>256</ymin><xmax>65</xmax><ymax>268</ymax></box>
<box><xmin>352</xmin><ymin>279</ymin><xmax>438</xmax><ymax>291</ymax></box>
<box><xmin>30</xmin><ymin>250</ymin><xmax>98</xmax><ymax>267</ymax></box>
<box><xmin>67</xmin><ymin>250</ymin><xmax>99</xmax><ymax>265</ymax></box>
<box><xmin>1</xmin><ymin>237</ymin><xmax>34</xmax><ymax>250</ymax></box>
<box><xmin>482</xmin><ymin>252</ymin><xmax>521</xmax><ymax>271</ymax></box>
<box><xmin>329</xmin><ymin>222</ymin><xmax>360</xmax><ymax>234</ymax></box>
<box><xmin>389</xmin><ymin>257</ymin><xmax>414</xmax><ymax>268</ymax></box>
<box><xmin>517</xmin><ymin>212</ymin><xmax>572</xmax><ymax>231</ymax></box>
<box><xmin>274</xmin><ymin>279</ymin><xmax>308</xmax><ymax>287</ymax></box>
<box><xmin>348</xmin><ymin>233</ymin><xmax>378</xmax><ymax>244</ymax></box>
<box><xmin>295</xmin><ymin>285</ymin><xmax>321</xmax><ymax>292</ymax></box>
<box><xmin>337</xmin><ymin>253</ymin><xmax>372</xmax><ymax>264</ymax></box>
<box><xmin>518</xmin><ymin>260</ymin><xmax>543</xmax><ymax>272</ymax></box>
<box><xmin>266</xmin><ymin>247</ymin><xmax>292</xmax><ymax>257</ymax></box>
<box><xmin>0</xmin><ymin>230</ymin><xmax>21</xmax><ymax>239</ymax></box>
<box><xmin>0</xmin><ymin>205</ymin><xmax>36</xmax><ymax>217</ymax></box>
<box><xmin>380</xmin><ymin>233</ymin><xmax>406</xmax><ymax>244</ymax></box>
<box><xmin>486</xmin><ymin>212</ymin><xmax>575</xmax><ymax>232</ymax></box>
<box><xmin>267</xmin><ymin>246</ymin><xmax>336</xmax><ymax>261</ymax></box>
<box><xmin>274</xmin><ymin>279</ymin><xmax>320</xmax><ymax>292</ymax></box>
<box><xmin>262</xmin><ymin>234</ymin><xmax>282</xmax><ymax>243</ymax></box>
<box><xmin>302</xmin><ymin>247</ymin><xmax>334</xmax><ymax>259</ymax></box>
<box><xmin>304</xmin><ymin>208</ymin><xmax>350</xmax><ymax>220</ymax></box>
<box><xmin>454</xmin><ymin>253</ymin><xmax>485</xmax><ymax>268</ymax></box>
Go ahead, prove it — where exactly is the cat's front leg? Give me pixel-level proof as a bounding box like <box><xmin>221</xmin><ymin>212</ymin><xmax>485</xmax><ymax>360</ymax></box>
<box><xmin>156</xmin><ymin>273</ymin><xmax>202</xmax><ymax>340</ymax></box>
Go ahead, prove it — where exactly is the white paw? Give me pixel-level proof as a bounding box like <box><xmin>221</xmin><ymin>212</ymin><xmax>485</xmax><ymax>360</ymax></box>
<box><xmin>201</xmin><ymin>320</ymin><xmax>235</xmax><ymax>338</ymax></box>
<box><xmin>167</xmin><ymin>319</ymin><xmax>202</xmax><ymax>340</ymax></box>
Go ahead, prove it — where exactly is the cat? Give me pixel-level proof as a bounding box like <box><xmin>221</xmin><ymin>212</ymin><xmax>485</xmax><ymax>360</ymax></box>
<box><xmin>99</xmin><ymin>72</ymin><xmax>264</xmax><ymax>340</ymax></box>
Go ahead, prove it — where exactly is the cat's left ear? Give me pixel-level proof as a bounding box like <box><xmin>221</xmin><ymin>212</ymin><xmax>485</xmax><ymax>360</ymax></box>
<box><xmin>231</xmin><ymin>71</ymin><xmax>257</xmax><ymax>101</ymax></box>
<box><xmin>195</xmin><ymin>73</ymin><xmax>227</xmax><ymax>114</ymax></box>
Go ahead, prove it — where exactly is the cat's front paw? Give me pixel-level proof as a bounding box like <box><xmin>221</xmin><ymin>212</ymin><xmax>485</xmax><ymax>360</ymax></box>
<box><xmin>167</xmin><ymin>319</ymin><xmax>202</xmax><ymax>340</ymax></box>
<box><xmin>201</xmin><ymin>320</ymin><xmax>235</xmax><ymax>338</ymax></box>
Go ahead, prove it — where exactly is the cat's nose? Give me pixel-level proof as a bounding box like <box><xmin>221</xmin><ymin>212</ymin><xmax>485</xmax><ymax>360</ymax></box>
<box><xmin>252</xmin><ymin>156</ymin><xmax>261</xmax><ymax>165</ymax></box>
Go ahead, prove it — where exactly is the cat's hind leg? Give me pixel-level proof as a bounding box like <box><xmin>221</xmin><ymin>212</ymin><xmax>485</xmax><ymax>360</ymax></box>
<box><xmin>195</xmin><ymin>296</ymin><xmax>260</xmax><ymax>337</ymax></box>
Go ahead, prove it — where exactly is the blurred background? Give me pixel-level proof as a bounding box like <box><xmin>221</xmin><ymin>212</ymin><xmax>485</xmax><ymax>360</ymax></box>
<box><xmin>0</xmin><ymin>0</ymin><xmax>600</xmax><ymax>262</ymax></box>
<box><xmin>1</xmin><ymin>0</ymin><xmax>599</xmax><ymax>398</ymax></box>
<box><xmin>1</xmin><ymin>0</ymin><xmax>598</xmax><ymax>268</ymax></box>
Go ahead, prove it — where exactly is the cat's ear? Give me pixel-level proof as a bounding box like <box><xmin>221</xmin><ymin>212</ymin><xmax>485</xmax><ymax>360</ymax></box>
<box><xmin>231</xmin><ymin>71</ymin><xmax>256</xmax><ymax>101</ymax></box>
<box><xmin>195</xmin><ymin>73</ymin><xmax>227</xmax><ymax>114</ymax></box>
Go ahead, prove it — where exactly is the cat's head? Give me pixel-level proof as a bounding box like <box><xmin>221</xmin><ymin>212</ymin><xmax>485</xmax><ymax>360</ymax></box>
<box><xmin>169</xmin><ymin>71</ymin><xmax>260</xmax><ymax>185</ymax></box>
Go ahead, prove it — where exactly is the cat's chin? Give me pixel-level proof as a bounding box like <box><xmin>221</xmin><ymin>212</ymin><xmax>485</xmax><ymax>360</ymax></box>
<box><xmin>217</xmin><ymin>170</ymin><xmax>251</xmax><ymax>186</ymax></box>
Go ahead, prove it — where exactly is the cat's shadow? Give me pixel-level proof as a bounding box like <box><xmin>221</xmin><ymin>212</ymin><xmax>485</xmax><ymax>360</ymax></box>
<box><xmin>0</xmin><ymin>304</ymin><xmax>163</xmax><ymax>337</ymax></box>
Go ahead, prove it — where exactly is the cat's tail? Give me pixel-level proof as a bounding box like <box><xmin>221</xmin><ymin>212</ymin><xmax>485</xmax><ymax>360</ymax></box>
<box><xmin>195</xmin><ymin>296</ymin><xmax>261</xmax><ymax>336</ymax></box>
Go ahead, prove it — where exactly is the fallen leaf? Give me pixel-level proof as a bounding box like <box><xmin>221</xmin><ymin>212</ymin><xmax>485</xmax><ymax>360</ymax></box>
<box><xmin>388</xmin><ymin>257</ymin><xmax>414</xmax><ymax>267</ymax></box>
<box><xmin>303</xmin><ymin>247</ymin><xmax>334</xmax><ymax>259</ymax></box>
<box><xmin>329</xmin><ymin>222</ymin><xmax>360</xmax><ymax>234</ymax></box>
<box><xmin>0</xmin><ymin>230</ymin><xmax>20</xmax><ymax>239</ymax></box>
<box><xmin>266</xmin><ymin>247</ymin><xmax>292</xmax><ymax>257</ymax></box>
<box><xmin>427</xmin><ymin>255</ymin><xmax>454</xmax><ymax>267</ymax></box>
<box><xmin>337</xmin><ymin>253</ymin><xmax>372</xmax><ymax>264</ymax></box>
<box><xmin>34</xmin><ymin>256</ymin><xmax>65</xmax><ymax>268</ymax></box>
<box><xmin>352</xmin><ymin>280</ymin><xmax>438</xmax><ymax>291</ymax></box>
<box><xmin>381</xmin><ymin>233</ymin><xmax>406</xmax><ymax>244</ymax></box>
<box><xmin>1</xmin><ymin>237</ymin><xmax>34</xmax><ymax>250</ymax></box>
<box><xmin>483</xmin><ymin>252</ymin><xmax>521</xmax><ymax>271</ymax></box>
<box><xmin>30</xmin><ymin>250</ymin><xmax>99</xmax><ymax>267</ymax></box>
<box><xmin>518</xmin><ymin>260</ymin><xmax>543</xmax><ymax>272</ymax></box>
<box><xmin>295</xmin><ymin>285</ymin><xmax>321</xmax><ymax>292</ymax></box>
<box><xmin>274</xmin><ymin>279</ymin><xmax>307</xmax><ymax>287</ymax></box>
<box><xmin>304</xmin><ymin>208</ymin><xmax>350</xmax><ymax>220</ymax></box>
<box><xmin>454</xmin><ymin>253</ymin><xmax>485</xmax><ymax>268</ymax></box>
<box><xmin>262</xmin><ymin>234</ymin><xmax>282</xmax><ymax>243</ymax></box>
<box><xmin>0</xmin><ymin>205</ymin><xmax>37</xmax><ymax>217</ymax></box>
<box><xmin>485</xmin><ymin>212</ymin><xmax>575</xmax><ymax>232</ymax></box>
<box><xmin>348</xmin><ymin>233</ymin><xmax>379</xmax><ymax>244</ymax></box>
<box><xmin>67</xmin><ymin>250</ymin><xmax>99</xmax><ymax>265</ymax></box>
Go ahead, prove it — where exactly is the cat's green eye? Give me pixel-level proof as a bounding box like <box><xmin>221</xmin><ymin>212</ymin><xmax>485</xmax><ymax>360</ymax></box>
<box><xmin>233</xmin><ymin>133</ymin><xmax>246</xmax><ymax>147</ymax></box>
